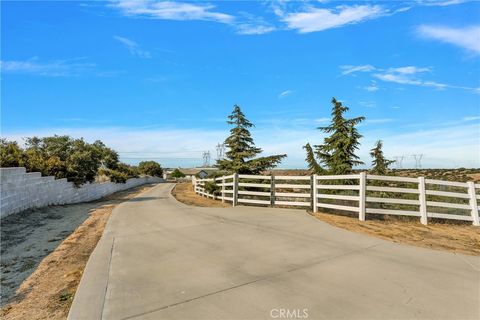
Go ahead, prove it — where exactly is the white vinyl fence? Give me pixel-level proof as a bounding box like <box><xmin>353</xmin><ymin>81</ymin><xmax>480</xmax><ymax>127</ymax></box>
<box><xmin>193</xmin><ymin>173</ymin><xmax>480</xmax><ymax>226</ymax></box>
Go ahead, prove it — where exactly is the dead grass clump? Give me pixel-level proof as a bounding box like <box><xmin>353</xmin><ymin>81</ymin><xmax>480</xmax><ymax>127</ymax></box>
<box><xmin>313</xmin><ymin>212</ymin><xmax>480</xmax><ymax>256</ymax></box>
<box><xmin>171</xmin><ymin>182</ymin><xmax>229</xmax><ymax>208</ymax></box>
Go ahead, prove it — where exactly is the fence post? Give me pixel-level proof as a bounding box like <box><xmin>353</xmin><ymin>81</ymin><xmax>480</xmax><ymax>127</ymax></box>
<box><xmin>221</xmin><ymin>176</ymin><xmax>225</xmax><ymax>203</ymax></box>
<box><xmin>312</xmin><ymin>174</ymin><xmax>318</xmax><ymax>213</ymax></box>
<box><xmin>359</xmin><ymin>172</ymin><xmax>366</xmax><ymax>221</ymax></box>
<box><xmin>270</xmin><ymin>174</ymin><xmax>275</xmax><ymax>207</ymax></box>
<box><xmin>192</xmin><ymin>176</ymin><xmax>196</xmax><ymax>194</ymax></box>
<box><xmin>467</xmin><ymin>181</ymin><xmax>479</xmax><ymax>226</ymax></box>
<box><xmin>233</xmin><ymin>173</ymin><xmax>239</xmax><ymax>207</ymax></box>
<box><xmin>310</xmin><ymin>175</ymin><xmax>314</xmax><ymax>211</ymax></box>
<box><xmin>418</xmin><ymin>177</ymin><xmax>427</xmax><ymax>225</ymax></box>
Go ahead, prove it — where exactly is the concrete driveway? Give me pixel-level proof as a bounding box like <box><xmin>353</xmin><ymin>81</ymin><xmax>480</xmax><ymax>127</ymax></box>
<box><xmin>69</xmin><ymin>183</ymin><xmax>479</xmax><ymax>320</ymax></box>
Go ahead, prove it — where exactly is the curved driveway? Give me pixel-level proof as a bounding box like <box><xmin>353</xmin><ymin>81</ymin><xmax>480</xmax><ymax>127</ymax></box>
<box><xmin>69</xmin><ymin>183</ymin><xmax>479</xmax><ymax>320</ymax></box>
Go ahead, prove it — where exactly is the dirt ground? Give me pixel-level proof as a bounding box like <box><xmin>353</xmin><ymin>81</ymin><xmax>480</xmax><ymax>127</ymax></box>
<box><xmin>1</xmin><ymin>184</ymin><xmax>157</xmax><ymax>320</ymax></box>
<box><xmin>171</xmin><ymin>183</ymin><xmax>480</xmax><ymax>256</ymax></box>
<box><xmin>171</xmin><ymin>182</ymin><xmax>229</xmax><ymax>207</ymax></box>
<box><xmin>313</xmin><ymin>213</ymin><xmax>480</xmax><ymax>256</ymax></box>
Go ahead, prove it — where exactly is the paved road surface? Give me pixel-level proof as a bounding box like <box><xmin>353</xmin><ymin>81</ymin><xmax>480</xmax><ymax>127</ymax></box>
<box><xmin>69</xmin><ymin>183</ymin><xmax>479</xmax><ymax>320</ymax></box>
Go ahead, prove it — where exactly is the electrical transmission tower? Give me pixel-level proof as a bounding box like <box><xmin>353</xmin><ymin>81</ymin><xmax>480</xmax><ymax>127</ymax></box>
<box><xmin>412</xmin><ymin>154</ymin><xmax>423</xmax><ymax>169</ymax></box>
<box><xmin>202</xmin><ymin>151</ymin><xmax>211</xmax><ymax>167</ymax></box>
<box><xmin>393</xmin><ymin>155</ymin><xmax>405</xmax><ymax>169</ymax></box>
<box><xmin>216</xmin><ymin>143</ymin><xmax>226</xmax><ymax>160</ymax></box>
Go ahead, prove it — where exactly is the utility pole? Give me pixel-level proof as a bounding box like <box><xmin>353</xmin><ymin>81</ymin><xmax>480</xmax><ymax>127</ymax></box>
<box><xmin>393</xmin><ymin>155</ymin><xmax>405</xmax><ymax>169</ymax></box>
<box><xmin>413</xmin><ymin>154</ymin><xmax>423</xmax><ymax>169</ymax></box>
<box><xmin>216</xmin><ymin>143</ymin><xmax>225</xmax><ymax>160</ymax></box>
<box><xmin>202</xmin><ymin>151</ymin><xmax>211</xmax><ymax>167</ymax></box>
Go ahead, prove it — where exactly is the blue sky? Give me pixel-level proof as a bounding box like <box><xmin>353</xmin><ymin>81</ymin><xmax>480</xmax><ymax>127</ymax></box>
<box><xmin>1</xmin><ymin>0</ymin><xmax>479</xmax><ymax>168</ymax></box>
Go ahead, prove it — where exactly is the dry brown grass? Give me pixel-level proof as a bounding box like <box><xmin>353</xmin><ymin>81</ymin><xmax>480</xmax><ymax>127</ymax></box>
<box><xmin>171</xmin><ymin>182</ymin><xmax>229</xmax><ymax>208</ymax></box>
<box><xmin>313</xmin><ymin>212</ymin><xmax>480</xmax><ymax>256</ymax></box>
<box><xmin>1</xmin><ymin>184</ymin><xmax>156</xmax><ymax>320</ymax></box>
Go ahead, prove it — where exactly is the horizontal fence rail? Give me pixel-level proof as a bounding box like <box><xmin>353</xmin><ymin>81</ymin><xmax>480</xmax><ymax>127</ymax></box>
<box><xmin>192</xmin><ymin>173</ymin><xmax>480</xmax><ymax>226</ymax></box>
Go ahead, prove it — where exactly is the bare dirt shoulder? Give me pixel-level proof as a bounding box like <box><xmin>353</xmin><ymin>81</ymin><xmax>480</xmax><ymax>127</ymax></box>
<box><xmin>313</xmin><ymin>213</ymin><xmax>480</xmax><ymax>256</ymax></box>
<box><xmin>171</xmin><ymin>182</ymin><xmax>479</xmax><ymax>256</ymax></box>
<box><xmin>171</xmin><ymin>182</ymin><xmax>229</xmax><ymax>208</ymax></box>
<box><xmin>1</xmin><ymin>184</ymin><xmax>157</xmax><ymax>320</ymax></box>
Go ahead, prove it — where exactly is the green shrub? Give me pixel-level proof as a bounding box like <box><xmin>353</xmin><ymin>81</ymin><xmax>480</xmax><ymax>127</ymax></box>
<box><xmin>138</xmin><ymin>161</ymin><xmax>163</xmax><ymax>177</ymax></box>
<box><xmin>171</xmin><ymin>168</ymin><xmax>185</xmax><ymax>178</ymax></box>
<box><xmin>0</xmin><ymin>139</ymin><xmax>23</xmax><ymax>167</ymax></box>
<box><xmin>98</xmin><ymin>168</ymin><xmax>129</xmax><ymax>183</ymax></box>
<box><xmin>204</xmin><ymin>181</ymin><xmax>220</xmax><ymax>195</ymax></box>
<box><xmin>116</xmin><ymin>163</ymin><xmax>139</xmax><ymax>178</ymax></box>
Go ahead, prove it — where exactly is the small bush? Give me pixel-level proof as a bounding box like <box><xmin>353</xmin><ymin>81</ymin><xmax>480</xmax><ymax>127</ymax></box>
<box><xmin>171</xmin><ymin>168</ymin><xmax>185</xmax><ymax>178</ymax></box>
<box><xmin>138</xmin><ymin>161</ymin><xmax>163</xmax><ymax>177</ymax></box>
<box><xmin>97</xmin><ymin>168</ymin><xmax>129</xmax><ymax>183</ymax></box>
<box><xmin>116</xmin><ymin>162</ymin><xmax>139</xmax><ymax>178</ymax></box>
<box><xmin>204</xmin><ymin>181</ymin><xmax>220</xmax><ymax>195</ymax></box>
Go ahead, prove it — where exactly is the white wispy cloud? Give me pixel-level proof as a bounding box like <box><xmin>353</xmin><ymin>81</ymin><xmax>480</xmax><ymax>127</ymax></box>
<box><xmin>111</xmin><ymin>0</ymin><xmax>234</xmax><ymax>23</ymax></box>
<box><xmin>388</xmin><ymin>66</ymin><xmax>432</xmax><ymax>74</ymax></box>
<box><xmin>235</xmin><ymin>12</ymin><xmax>276</xmax><ymax>35</ymax></box>
<box><xmin>314</xmin><ymin>117</ymin><xmax>330</xmax><ymax>123</ymax></box>
<box><xmin>340</xmin><ymin>64</ymin><xmax>375</xmax><ymax>76</ymax></box>
<box><xmin>373</xmin><ymin>66</ymin><xmax>437</xmax><ymax>87</ymax></box>
<box><xmin>278</xmin><ymin>90</ymin><xmax>293</xmax><ymax>98</ymax></box>
<box><xmin>417</xmin><ymin>25</ymin><xmax>480</xmax><ymax>55</ymax></box>
<box><xmin>114</xmin><ymin>35</ymin><xmax>151</xmax><ymax>58</ymax></box>
<box><xmin>364</xmin><ymin>118</ymin><xmax>394</xmax><ymax>124</ymax></box>
<box><xmin>363</xmin><ymin>80</ymin><xmax>379</xmax><ymax>92</ymax></box>
<box><xmin>416</xmin><ymin>0</ymin><xmax>469</xmax><ymax>6</ymax></box>
<box><xmin>283</xmin><ymin>5</ymin><xmax>387</xmax><ymax>33</ymax></box>
<box><xmin>464</xmin><ymin>116</ymin><xmax>480</xmax><ymax>121</ymax></box>
<box><xmin>359</xmin><ymin>101</ymin><xmax>376</xmax><ymax>108</ymax></box>
<box><xmin>236</xmin><ymin>23</ymin><xmax>275</xmax><ymax>35</ymax></box>
<box><xmin>341</xmin><ymin>64</ymin><xmax>479</xmax><ymax>93</ymax></box>
<box><xmin>0</xmin><ymin>57</ymin><xmax>95</xmax><ymax>77</ymax></box>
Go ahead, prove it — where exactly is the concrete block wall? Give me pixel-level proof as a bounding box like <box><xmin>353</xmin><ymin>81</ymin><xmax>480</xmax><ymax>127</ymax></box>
<box><xmin>0</xmin><ymin>167</ymin><xmax>163</xmax><ymax>218</ymax></box>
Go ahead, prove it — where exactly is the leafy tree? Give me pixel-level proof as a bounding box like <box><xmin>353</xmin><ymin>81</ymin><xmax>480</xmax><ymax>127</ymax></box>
<box><xmin>0</xmin><ymin>135</ymin><xmax>157</xmax><ymax>185</ymax></box>
<box><xmin>217</xmin><ymin>105</ymin><xmax>286</xmax><ymax>174</ymax></box>
<box><xmin>370</xmin><ymin>140</ymin><xmax>395</xmax><ymax>175</ymax></box>
<box><xmin>66</xmin><ymin>138</ymin><xmax>102</xmax><ymax>184</ymax></box>
<box><xmin>92</xmin><ymin>140</ymin><xmax>119</xmax><ymax>169</ymax></box>
<box><xmin>171</xmin><ymin>168</ymin><xmax>185</xmax><ymax>178</ymax></box>
<box><xmin>138</xmin><ymin>161</ymin><xmax>163</xmax><ymax>177</ymax></box>
<box><xmin>0</xmin><ymin>139</ymin><xmax>23</xmax><ymax>167</ymax></box>
<box><xmin>305</xmin><ymin>98</ymin><xmax>365</xmax><ymax>174</ymax></box>
<box><xmin>22</xmin><ymin>148</ymin><xmax>46</xmax><ymax>174</ymax></box>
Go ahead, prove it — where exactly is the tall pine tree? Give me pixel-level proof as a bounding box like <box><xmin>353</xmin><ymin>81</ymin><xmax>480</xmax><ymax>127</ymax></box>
<box><xmin>370</xmin><ymin>140</ymin><xmax>395</xmax><ymax>175</ymax></box>
<box><xmin>305</xmin><ymin>97</ymin><xmax>365</xmax><ymax>174</ymax></box>
<box><xmin>217</xmin><ymin>105</ymin><xmax>286</xmax><ymax>174</ymax></box>
<box><xmin>303</xmin><ymin>143</ymin><xmax>324</xmax><ymax>174</ymax></box>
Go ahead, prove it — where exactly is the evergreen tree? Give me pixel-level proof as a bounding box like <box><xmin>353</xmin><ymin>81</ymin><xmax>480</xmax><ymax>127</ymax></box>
<box><xmin>303</xmin><ymin>143</ymin><xmax>324</xmax><ymax>174</ymax></box>
<box><xmin>305</xmin><ymin>97</ymin><xmax>365</xmax><ymax>174</ymax></box>
<box><xmin>217</xmin><ymin>105</ymin><xmax>286</xmax><ymax>174</ymax></box>
<box><xmin>370</xmin><ymin>140</ymin><xmax>395</xmax><ymax>175</ymax></box>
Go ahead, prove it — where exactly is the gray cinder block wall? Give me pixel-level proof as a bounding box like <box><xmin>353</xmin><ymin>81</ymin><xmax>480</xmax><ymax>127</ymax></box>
<box><xmin>0</xmin><ymin>167</ymin><xmax>163</xmax><ymax>218</ymax></box>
